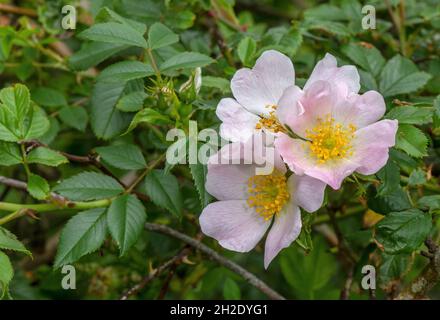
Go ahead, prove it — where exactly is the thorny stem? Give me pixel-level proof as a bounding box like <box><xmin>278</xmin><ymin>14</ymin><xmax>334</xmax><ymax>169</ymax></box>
<box><xmin>146</xmin><ymin>48</ymin><xmax>163</xmax><ymax>83</ymax></box>
<box><xmin>120</xmin><ymin>246</ymin><xmax>191</xmax><ymax>300</ymax></box>
<box><xmin>144</xmin><ymin>222</ymin><xmax>286</xmax><ymax>300</ymax></box>
<box><xmin>126</xmin><ymin>154</ymin><xmax>166</xmax><ymax>194</ymax></box>
<box><xmin>0</xmin><ymin>198</ymin><xmax>112</xmax><ymax>225</ymax></box>
<box><xmin>396</xmin><ymin>238</ymin><xmax>440</xmax><ymax>299</ymax></box>
<box><xmin>20</xmin><ymin>144</ymin><xmax>31</xmax><ymax>178</ymax></box>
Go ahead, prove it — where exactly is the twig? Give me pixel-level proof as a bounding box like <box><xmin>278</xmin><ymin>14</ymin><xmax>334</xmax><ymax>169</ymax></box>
<box><xmin>157</xmin><ymin>265</ymin><xmax>177</xmax><ymax>299</ymax></box>
<box><xmin>340</xmin><ymin>268</ymin><xmax>354</xmax><ymax>300</ymax></box>
<box><xmin>144</xmin><ymin>223</ymin><xmax>286</xmax><ymax>300</ymax></box>
<box><xmin>0</xmin><ymin>3</ymin><xmax>37</xmax><ymax>17</ymax></box>
<box><xmin>205</xmin><ymin>15</ymin><xmax>236</xmax><ymax>68</ymax></box>
<box><xmin>0</xmin><ymin>176</ymin><xmax>66</xmax><ymax>203</ymax></box>
<box><xmin>120</xmin><ymin>247</ymin><xmax>190</xmax><ymax>300</ymax></box>
<box><xmin>396</xmin><ymin>238</ymin><xmax>440</xmax><ymax>299</ymax></box>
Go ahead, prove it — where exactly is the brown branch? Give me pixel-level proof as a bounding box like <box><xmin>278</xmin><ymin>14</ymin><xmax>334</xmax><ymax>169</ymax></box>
<box><xmin>396</xmin><ymin>239</ymin><xmax>440</xmax><ymax>299</ymax></box>
<box><xmin>120</xmin><ymin>247</ymin><xmax>190</xmax><ymax>300</ymax></box>
<box><xmin>340</xmin><ymin>268</ymin><xmax>354</xmax><ymax>300</ymax></box>
<box><xmin>204</xmin><ymin>15</ymin><xmax>237</xmax><ymax>68</ymax></box>
<box><xmin>0</xmin><ymin>176</ymin><xmax>66</xmax><ymax>203</ymax></box>
<box><xmin>144</xmin><ymin>222</ymin><xmax>286</xmax><ymax>300</ymax></box>
<box><xmin>0</xmin><ymin>3</ymin><xmax>37</xmax><ymax>17</ymax></box>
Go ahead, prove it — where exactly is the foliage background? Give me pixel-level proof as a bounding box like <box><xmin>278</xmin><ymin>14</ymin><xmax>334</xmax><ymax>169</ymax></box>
<box><xmin>0</xmin><ymin>0</ymin><xmax>439</xmax><ymax>300</ymax></box>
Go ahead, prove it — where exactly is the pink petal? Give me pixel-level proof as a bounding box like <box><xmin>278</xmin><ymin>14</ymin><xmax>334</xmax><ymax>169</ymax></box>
<box><xmin>206</xmin><ymin>137</ymin><xmax>287</xmax><ymax>200</ymax></box>
<box><xmin>264</xmin><ymin>203</ymin><xmax>301</xmax><ymax>269</ymax></box>
<box><xmin>200</xmin><ymin>200</ymin><xmax>270</xmax><ymax>252</ymax></box>
<box><xmin>276</xmin><ymin>85</ymin><xmax>304</xmax><ymax>127</ymax></box>
<box><xmin>285</xmin><ymin>80</ymin><xmax>336</xmax><ymax>137</ymax></box>
<box><xmin>353</xmin><ymin>119</ymin><xmax>398</xmax><ymax>175</ymax></box>
<box><xmin>304</xmin><ymin>53</ymin><xmax>360</xmax><ymax>96</ymax></box>
<box><xmin>288</xmin><ymin>174</ymin><xmax>326</xmax><ymax>213</ymax></box>
<box><xmin>205</xmin><ymin>162</ymin><xmax>255</xmax><ymax>201</ymax></box>
<box><xmin>275</xmin><ymin>134</ymin><xmax>359</xmax><ymax>190</ymax></box>
<box><xmin>231</xmin><ymin>50</ymin><xmax>295</xmax><ymax>115</ymax></box>
<box><xmin>216</xmin><ymin>98</ymin><xmax>259</xmax><ymax>142</ymax></box>
<box><xmin>274</xmin><ymin>134</ymin><xmax>307</xmax><ymax>175</ymax></box>
<box><xmin>346</xmin><ymin>90</ymin><xmax>386</xmax><ymax>128</ymax></box>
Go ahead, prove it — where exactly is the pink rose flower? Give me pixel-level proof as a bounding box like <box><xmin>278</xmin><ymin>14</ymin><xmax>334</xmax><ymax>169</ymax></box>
<box><xmin>216</xmin><ymin>50</ymin><xmax>295</xmax><ymax>142</ymax></box>
<box><xmin>274</xmin><ymin>53</ymin><xmax>398</xmax><ymax>190</ymax></box>
<box><xmin>199</xmin><ymin>137</ymin><xmax>326</xmax><ymax>268</ymax></box>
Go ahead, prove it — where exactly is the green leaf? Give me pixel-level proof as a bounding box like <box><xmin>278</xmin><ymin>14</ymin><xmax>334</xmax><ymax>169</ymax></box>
<box><xmin>91</xmin><ymin>80</ymin><xmax>133</xmax><ymax>140</ymax></box>
<box><xmin>433</xmin><ymin>95</ymin><xmax>440</xmax><ymax>130</ymax></box>
<box><xmin>0</xmin><ymin>142</ymin><xmax>22</xmax><ymax>166</ymax></box>
<box><xmin>95</xmin><ymin>7</ymin><xmax>147</xmax><ymax>34</ymax></box>
<box><xmin>395</xmin><ymin>124</ymin><xmax>428</xmax><ymax>158</ymax></box>
<box><xmin>202</xmin><ymin>76</ymin><xmax>230</xmax><ymax>93</ymax></box>
<box><xmin>379</xmin><ymin>253</ymin><xmax>409</xmax><ymax>283</ymax></box>
<box><xmin>305</xmin><ymin>20</ymin><xmax>351</xmax><ymax>36</ymax></box>
<box><xmin>375</xmin><ymin>209</ymin><xmax>432</xmax><ymax>254</ymax></box>
<box><xmin>54</xmin><ymin>208</ymin><xmax>108</xmax><ymax>268</ymax></box>
<box><xmin>144</xmin><ymin>169</ymin><xmax>182</xmax><ymax>217</ymax></box>
<box><xmin>53</xmin><ymin>172</ymin><xmax>124</xmax><ymax>201</ymax></box>
<box><xmin>0</xmin><ymin>85</ymin><xmax>46</xmax><ymax>142</ymax></box>
<box><xmin>95</xmin><ymin>144</ymin><xmax>146</xmax><ymax>170</ymax></box>
<box><xmin>78</xmin><ymin>22</ymin><xmax>148</xmax><ymax>48</ymax></box>
<box><xmin>58</xmin><ymin>106</ymin><xmax>89</xmax><ymax>132</ymax></box>
<box><xmin>31</xmin><ymin>87</ymin><xmax>67</xmax><ymax>107</ymax></box>
<box><xmin>0</xmin><ymin>251</ymin><xmax>13</xmax><ymax>298</ymax></box>
<box><xmin>223</xmin><ymin>278</ymin><xmax>241</xmax><ymax>300</ymax></box>
<box><xmin>377</xmin><ymin>161</ymin><xmax>400</xmax><ymax>196</ymax></box>
<box><xmin>69</xmin><ymin>42</ymin><xmax>128</xmax><ymax>71</ymax></box>
<box><xmin>107</xmin><ymin>194</ymin><xmax>146</xmax><ymax>256</ymax></box>
<box><xmin>116</xmin><ymin>91</ymin><xmax>147</xmax><ymax>112</ymax></box>
<box><xmin>23</xmin><ymin>106</ymin><xmax>50</xmax><ymax>140</ymax></box>
<box><xmin>380</xmin><ymin>55</ymin><xmax>432</xmax><ymax>97</ymax></box>
<box><xmin>0</xmin><ymin>227</ymin><xmax>31</xmax><ymax>256</ymax></box>
<box><xmin>98</xmin><ymin>61</ymin><xmax>154</xmax><ymax>83</ymax></box>
<box><xmin>237</xmin><ymin>36</ymin><xmax>256</xmax><ymax>67</ymax></box>
<box><xmin>189</xmin><ymin>162</ymin><xmax>212</xmax><ymax>208</ymax></box>
<box><xmin>280</xmin><ymin>236</ymin><xmax>337</xmax><ymax>299</ymax></box>
<box><xmin>124</xmin><ymin>108</ymin><xmax>172</xmax><ymax>134</ymax></box>
<box><xmin>27</xmin><ymin>174</ymin><xmax>50</xmax><ymax>200</ymax></box>
<box><xmin>27</xmin><ymin>147</ymin><xmax>68</xmax><ymax>167</ymax></box>
<box><xmin>160</xmin><ymin>52</ymin><xmax>215</xmax><ymax>72</ymax></box>
<box><xmin>385</xmin><ymin>106</ymin><xmax>433</xmax><ymax>125</ymax></box>
<box><xmin>0</xmin><ymin>108</ymin><xmax>20</xmax><ymax>142</ymax></box>
<box><xmin>148</xmin><ymin>22</ymin><xmax>179</xmax><ymax>50</ymax></box>
<box><xmin>408</xmin><ymin>168</ymin><xmax>427</xmax><ymax>186</ymax></box>
<box><xmin>366</xmin><ymin>185</ymin><xmax>411</xmax><ymax>215</ymax></box>
<box><xmin>342</xmin><ymin>43</ymin><xmax>385</xmax><ymax>77</ymax></box>
<box><xmin>418</xmin><ymin>195</ymin><xmax>440</xmax><ymax>212</ymax></box>
<box><xmin>0</xmin><ymin>84</ymin><xmax>30</xmax><ymax>124</ymax></box>
<box><xmin>39</xmin><ymin>117</ymin><xmax>60</xmax><ymax>145</ymax></box>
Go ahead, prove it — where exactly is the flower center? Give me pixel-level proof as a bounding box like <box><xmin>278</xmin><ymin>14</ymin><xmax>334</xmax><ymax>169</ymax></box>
<box><xmin>255</xmin><ymin>105</ymin><xmax>286</xmax><ymax>133</ymax></box>
<box><xmin>246</xmin><ymin>170</ymin><xmax>290</xmax><ymax>220</ymax></box>
<box><xmin>305</xmin><ymin>115</ymin><xmax>356</xmax><ymax>163</ymax></box>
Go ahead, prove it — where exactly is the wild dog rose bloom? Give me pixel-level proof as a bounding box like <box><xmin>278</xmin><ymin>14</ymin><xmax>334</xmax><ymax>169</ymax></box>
<box><xmin>216</xmin><ymin>50</ymin><xmax>294</xmax><ymax>143</ymax></box>
<box><xmin>274</xmin><ymin>53</ymin><xmax>398</xmax><ymax>190</ymax></box>
<box><xmin>199</xmin><ymin>136</ymin><xmax>326</xmax><ymax>268</ymax></box>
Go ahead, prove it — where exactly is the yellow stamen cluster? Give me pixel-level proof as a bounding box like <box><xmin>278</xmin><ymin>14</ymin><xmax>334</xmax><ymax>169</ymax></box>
<box><xmin>255</xmin><ymin>105</ymin><xmax>286</xmax><ymax>133</ymax></box>
<box><xmin>305</xmin><ymin>115</ymin><xmax>356</xmax><ymax>163</ymax></box>
<box><xmin>247</xmin><ymin>171</ymin><xmax>290</xmax><ymax>220</ymax></box>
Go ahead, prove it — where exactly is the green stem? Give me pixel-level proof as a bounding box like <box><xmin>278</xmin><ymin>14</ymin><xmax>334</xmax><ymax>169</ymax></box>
<box><xmin>312</xmin><ymin>205</ymin><xmax>365</xmax><ymax>225</ymax></box>
<box><xmin>0</xmin><ymin>198</ymin><xmax>112</xmax><ymax>225</ymax></box>
<box><xmin>0</xmin><ymin>210</ymin><xmax>26</xmax><ymax>225</ymax></box>
<box><xmin>146</xmin><ymin>48</ymin><xmax>162</xmax><ymax>82</ymax></box>
<box><xmin>398</xmin><ymin>0</ymin><xmax>407</xmax><ymax>56</ymax></box>
<box><xmin>20</xmin><ymin>144</ymin><xmax>31</xmax><ymax>178</ymax></box>
<box><xmin>401</xmin><ymin>176</ymin><xmax>440</xmax><ymax>193</ymax></box>
<box><xmin>126</xmin><ymin>154</ymin><xmax>166</xmax><ymax>194</ymax></box>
